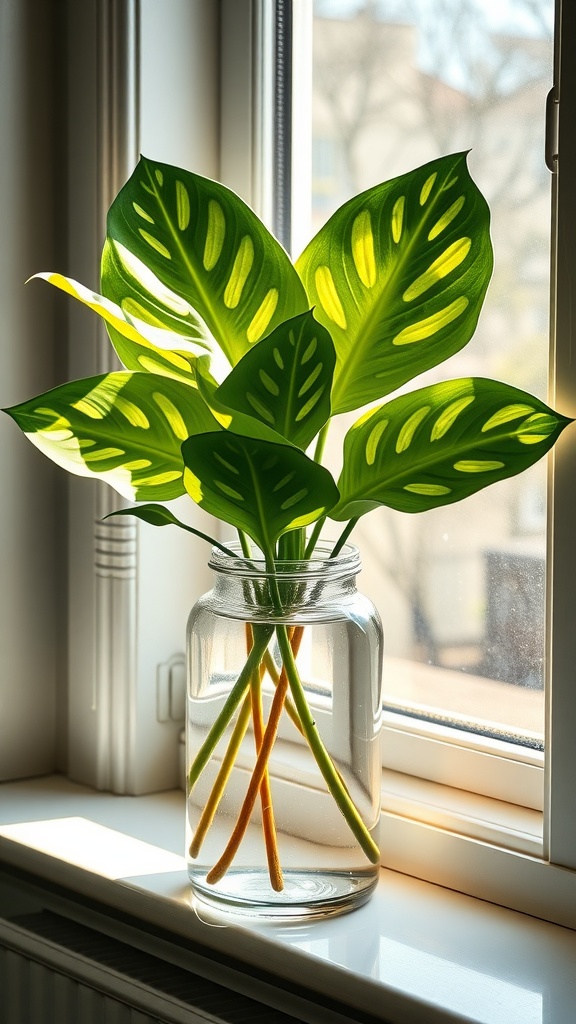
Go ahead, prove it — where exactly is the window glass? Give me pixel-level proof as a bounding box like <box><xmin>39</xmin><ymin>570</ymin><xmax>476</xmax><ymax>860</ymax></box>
<box><xmin>309</xmin><ymin>0</ymin><xmax>553</xmax><ymax>748</ymax></box>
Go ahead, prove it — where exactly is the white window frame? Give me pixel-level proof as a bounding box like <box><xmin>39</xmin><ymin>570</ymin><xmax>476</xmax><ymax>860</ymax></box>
<box><xmin>61</xmin><ymin>0</ymin><xmax>223</xmax><ymax>796</ymax></box>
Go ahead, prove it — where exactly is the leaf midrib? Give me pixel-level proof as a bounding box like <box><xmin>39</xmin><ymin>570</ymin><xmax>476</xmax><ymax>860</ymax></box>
<box><xmin>245</xmin><ymin>445</ymin><xmax>276</xmax><ymax>554</ymax></box>
<box><xmin>331</xmin><ymin>157</ymin><xmax>468</xmax><ymax>408</ymax></box>
<box><xmin>141</xmin><ymin>163</ymin><xmax>238</xmax><ymax>366</ymax></box>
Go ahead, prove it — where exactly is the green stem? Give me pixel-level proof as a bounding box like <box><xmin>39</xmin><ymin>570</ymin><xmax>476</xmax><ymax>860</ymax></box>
<box><xmin>187</xmin><ymin>624</ymin><xmax>274</xmax><ymax>790</ymax></box>
<box><xmin>238</xmin><ymin>530</ymin><xmax>252</xmax><ymax>558</ymax></box>
<box><xmin>275</xmin><ymin>623</ymin><xmax>380</xmax><ymax>865</ymax></box>
<box><xmin>262</xmin><ymin>650</ymin><xmax>304</xmax><ymax>735</ymax></box>
<box><xmin>330</xmin><ymin>516</ymin><xmax>360</xmax><ymax>558</ymax></box>
<box><xmin>278</xmin><ymin>529</ymin><xmax>304</xmax><ymax>561</ymax></box>
<box><xmin>313</xmin><ymin>420</ymin><xmax>330</xmax><ymax>464</ymax></box>
<box><xmin>304</xmin><ymin>516</ymin><xmax>325</xmax><ymax>559</ymax></box>
<box><xmin>265</xmin><ymin>550</ymin><xmax>378</xmax><ymax>864</ymax></box>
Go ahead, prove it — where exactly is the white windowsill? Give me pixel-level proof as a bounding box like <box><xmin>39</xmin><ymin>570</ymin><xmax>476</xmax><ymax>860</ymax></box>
<box><xmin>1</xmin><ymin>775</ymin><xmax>576</xmax><ymax>1024</ymax></box>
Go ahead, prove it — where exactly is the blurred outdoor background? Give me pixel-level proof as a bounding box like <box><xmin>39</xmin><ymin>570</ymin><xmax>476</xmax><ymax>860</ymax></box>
<box><xmin>309</xmin><ymin>0</ymin><xmax>553</xmax><ymax>744</ymax></box>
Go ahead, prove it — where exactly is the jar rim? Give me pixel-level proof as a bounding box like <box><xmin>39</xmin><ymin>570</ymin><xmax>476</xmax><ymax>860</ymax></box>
<box><xmin>208</xmin><ymin>541</ymin><xmax>361</xmax><ymax>580</ymax></box>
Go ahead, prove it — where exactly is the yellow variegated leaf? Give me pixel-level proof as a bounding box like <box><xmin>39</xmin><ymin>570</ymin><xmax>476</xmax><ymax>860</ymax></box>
<box><xmin>104</xmin><ymin>156</ymin><xmax>309</xmax><ymax>367</ymax></box>
<box><xmin>332</xmin><ymin>378</ymin><xmax>572</xmax><ymax>518</ymax></box>
<box><xmin>181</xmin><ymin>432</ymin><xmax>339</xmax><ymax>554</ymax></box>
<box><xmin>4</xmin><ymin>372</ymin><xmax>220</xmax><ymax>501</ymax></box>
<box><xmin>33</xmin><ymin>271</ymin><xmax>219</xmax><ymax>387</ymax></box>
<box><xmin>296</xmin><ymin>153</ymin><xmax>493</xmax><ymax>414</ymax></box>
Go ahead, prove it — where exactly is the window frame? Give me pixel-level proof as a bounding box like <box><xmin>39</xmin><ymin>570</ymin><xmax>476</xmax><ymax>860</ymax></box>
<box><xmin>64</xmin><ymin>0</ymin><xmax>222</xmax><ymax>796</ymax></box>
<box><xmin>544</xmin><ymin>0</ymin><xmax>576</xmax><ymax>871</ymax></box>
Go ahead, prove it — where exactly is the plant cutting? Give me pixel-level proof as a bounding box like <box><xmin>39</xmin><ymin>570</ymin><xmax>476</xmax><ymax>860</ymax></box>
<box><xmin>3</xmin><ymin>152</ymin><xmax>571</xmax><ymax>917</ymax></box>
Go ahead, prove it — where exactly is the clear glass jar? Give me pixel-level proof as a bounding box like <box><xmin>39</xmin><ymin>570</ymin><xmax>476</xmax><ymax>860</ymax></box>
<box><xmin>185</xmin><ymin>542</ymin><xmax>383</xmax><ymax>918</ymax></box>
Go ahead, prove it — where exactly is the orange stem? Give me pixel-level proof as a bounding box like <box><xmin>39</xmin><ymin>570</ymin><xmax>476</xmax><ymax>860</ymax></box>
<box><xmin>206</xmin><ymin>626</ymin><xmax>304</xmax><ymax>886</ymax></box>
<box><xmin>250</xmin><ymin>649</ymin><xmax>283</xmax><ymax>891</ymax></box>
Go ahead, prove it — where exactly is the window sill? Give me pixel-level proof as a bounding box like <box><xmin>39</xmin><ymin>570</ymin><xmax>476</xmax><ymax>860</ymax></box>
<box><xmin>1</xmin><ymin>776</ymin><xmax>576</xmax><ymax>1023</ymax></box>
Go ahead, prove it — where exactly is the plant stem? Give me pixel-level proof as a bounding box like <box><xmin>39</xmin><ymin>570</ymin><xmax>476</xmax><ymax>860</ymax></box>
<box><xmin>330</xmin><ymin>517</ymin><xmax>360</xmax><ymax>558</ymax></box>
<box><xmin>187</xmin><ymin>624</ymin><xmax>273</xmax><ymax>791</ymax></box>
<box><xmin>304</xmin><ymin>516</ymin><xmax>325</xmax><ymax>558</ymax></box>
<box><xmin>266</xmin><ymin>548</ymin><xmax>378</xmax><ymax>864</ymax></box>
<box><xmin>189</xmin><ymin>691</ymin><xmax>252</xmax><ymax>858</ymax></box>
<box><xmin>262</xmin><ymin>650</ymin><xmax>304</xmax><ymax>736</ymax></box>
<box><xmin>189</xmin><ymin>625</ymin><xmax>284</xmax><ymax>894</ymax></box>
<box><xmin>238</xmin><ymin>529</ymin><xmax>252</xmax><ymax>559</ymax></box>
<box><xmin>205</xmin><ymin>626</ymin><xmax>304</xmax><ymax>886</ymax></box>
<box><xmin>249</xmin><ymin>640</ymin><xmax>283</xmax><ymax>891</ymax></box>
<box><xmin>275</xmin><ymin>623</ymin><xmax>380</xmax><ymax>864</ymax></box>
<box><xmin>313</xmin><ymin>421</ymin><xmax>330</xmax><ymax>465</ymax></box>
<box><xmin>278</xmin><ymin>529</ymin><xmax>305</xmax><ymax>561</ymax></box>
<box><xmin>198</xmin><ymin>524</ymin><xmax>379</xmax><ymax>887</ymax></box>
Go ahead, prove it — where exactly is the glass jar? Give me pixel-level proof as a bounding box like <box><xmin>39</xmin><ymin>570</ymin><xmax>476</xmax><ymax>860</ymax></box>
<box><xmin>185</xmin><ymin>542</ymin><xmax>383</xmax><ymax>918</ymax></box>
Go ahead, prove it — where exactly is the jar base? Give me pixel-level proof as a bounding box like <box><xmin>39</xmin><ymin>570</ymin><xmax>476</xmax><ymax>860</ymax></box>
<box><xmin>188</xmin><ymin>867</ymin><xmax>378</xmax><ymax>919</ymax></box>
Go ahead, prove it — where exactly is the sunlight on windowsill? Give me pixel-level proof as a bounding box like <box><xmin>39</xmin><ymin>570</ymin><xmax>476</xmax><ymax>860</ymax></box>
<box><xmin>0</xmin><ymin>817</ymin><xmax>185</xmax><ymax>880</ymax></box>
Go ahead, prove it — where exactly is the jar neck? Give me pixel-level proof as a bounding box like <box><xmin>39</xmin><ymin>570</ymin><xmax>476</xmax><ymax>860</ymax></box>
<box><xmin>208</xmin><ymin>543</ymin><xmax>361</xmax><ymax>615</ymax></box>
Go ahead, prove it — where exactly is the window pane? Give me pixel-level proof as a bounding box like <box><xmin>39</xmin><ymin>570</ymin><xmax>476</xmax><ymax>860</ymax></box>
<box><xmin>310</xmin><ymin>0</ymin><xmax>553</xmax><ymax>747</ymax></box>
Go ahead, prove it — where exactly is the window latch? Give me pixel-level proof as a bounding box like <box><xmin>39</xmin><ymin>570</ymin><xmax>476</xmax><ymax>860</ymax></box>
<box><xmin>545</xmin><ymin>88</ymin><xmax>559</xmax><ymax>172</ymax></box>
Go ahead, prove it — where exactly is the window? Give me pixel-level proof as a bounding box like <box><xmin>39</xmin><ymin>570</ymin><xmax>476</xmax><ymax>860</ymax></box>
<box><xmin>263</xmin><ymin>0</ymin><xmax>576</xmax><ymax>921</ymax></box>
<box><xmin>301</xmin><ymin>0</ymin><xmax>554</xmax><ymax>816</ymax></box>
<box><xmin>309</xmin><ymin>0</ymin><xmax>552</xmax><ymax>737</ymax></box>
<box><xmin>2</xmin><ymin>0</ymin><xmax>576</xmax><ymax>932</ymax></box>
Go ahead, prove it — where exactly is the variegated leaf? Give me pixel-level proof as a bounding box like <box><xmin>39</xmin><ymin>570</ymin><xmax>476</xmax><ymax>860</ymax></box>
<box><xmin>296</xmin><ymin>152</ymin><xmax>493</xmax><ymax>414</ymax></box>
<box><xmin>101</xmin><ymin>240</ymin><xmax>230</xmax><ymax>383</ymax></box>
<box><xmin>215</xmin><ymin>310</ymin><xmax>335</xmax><ymax>449</ymax></box>
<box><xmin>331</xmin><ymin>378</ymin><xmax>571</xmax><ymax>518</ymax></box>
<box><xmin>4</xmin><ymin>372</ymin><xmax>220</xmax><ymax>502</ymax></box>
<box><xmin>104</xmin><ymin>156</ymin><xmax>309</xmax><ymax>367</ymax></box>
<box><xmin>34</xmin><ymin>270</ymin><xmax>217</xmax><ymax>388</ymax></box>
<box><xmin>194</xmin><ymin>362</ymin><xmax>294</xmax><ymax>445</ymax></box>
<box><xmin>181</xmin><ymin>432</ymin><xmax>339</xmax><ymax>554</ymax></box>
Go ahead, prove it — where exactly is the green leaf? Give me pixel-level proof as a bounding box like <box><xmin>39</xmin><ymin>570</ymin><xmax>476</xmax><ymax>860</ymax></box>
<box><xmin>104</xmin><ymin>156</ymin><xmax>309</xmax><ymax>367</ymax></box>
<box><xmin>215</xmin><ymin>310</ymin><xmax>335</xmax><ymax>449</ymax></box>
<box><xmin>4</xmin><ymin>372</ymin><xmax>220</xmax><ymax>501</ymax></box>
<box><xmin>104</xmin><ymin>504</ymin><xmax>236</xmax><ymax>555</ymax></box>
<box><xmin>181</xmin><ymin>432</ymin><xmax>339</xmax><ymax>553</ymax></box>
<box><xmin>331</xmin><ymin>378</ymin><xmax>571</xmax><ymax>518</ymax></box>
<box><xmin>100</xmin><ymin>240</ymin><xmax>231</xmax><ymax>383</ymax></box>
<box><xmin>33</xmin><ymin>270</ymin><xmax>215</xmax><ymax>388</ymax></box>
<box><xmin>296</xmin><ymin>152</ymin><xmax>493</xmax><ymax>414</ymax></box>
<box><xmin>194</xmin><ymin>360</ymin><xmax>296</xmax><ymax>445</ymax></box>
